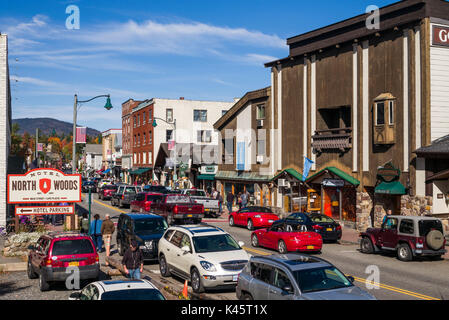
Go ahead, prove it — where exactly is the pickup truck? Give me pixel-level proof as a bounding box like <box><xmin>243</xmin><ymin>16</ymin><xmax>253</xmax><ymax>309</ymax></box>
<box><xmin>150</xmin><ymin>194</ymin><xmax>204</xmax><ymax>225</ymax></box>
<box><xmin>130</xmin><ymin>192</ymin><xmax>164</xmax><ymax>213</ymax></box>
<box><xmin>111</xmin><ymin>185</ymin><xmax>142</xmax><ymax>208</ymax></box>
<box><xmin>181</xmin><ymin>189</ymin><xmax>220</xmax><ymax>218</ymax></box>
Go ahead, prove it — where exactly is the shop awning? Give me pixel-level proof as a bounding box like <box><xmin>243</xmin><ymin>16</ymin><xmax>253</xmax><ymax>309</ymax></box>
<box><xmin>306</xmin><ymin>166</ymin><xmax>360</xmax><ymax>186</ymax></box>
<box><xmin>271</xmin><ymin>168</ymin><xmax>304</xmax><ymax>182</ymax></box>
<box><xmin>197</xmin><ymin>174</ymin><xmax>215</xmax><ymax>181</ymax></box>
<box><xmin>375</xmin><ymin>181</ymin><xmax>406</xmax><ymax>195</ymax></box>
<box><xmin>129</xmin><ymin>168</ymin><xmax>151</xmax><ymax>175</ymax></box>
<box><xmin>215</xmin><ymin>171</ymin><xmax>273</xmax><ymax>182</ymax></box>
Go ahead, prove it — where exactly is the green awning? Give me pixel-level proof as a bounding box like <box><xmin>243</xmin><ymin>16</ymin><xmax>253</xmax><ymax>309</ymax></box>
<box><xmin>375</xmin><ymin>181</ymin><xmax>406</xmax><ymax>195</ymax></box>
<box><xmin>215</xmin><ymin>171</ymin><xmax>273</xmax><ymax>182</ymax></box>
<box><xmin>129</xmin><ymin>168</ymin><xmax>151</xmax><ymax>175</ymax></box>
<box><xmin>197</xmin><ymin>174</ymin><xmax>215</xmax><ymax>181</ymax></box>
<box><xmin>306</xmin><ymin>166</ymin><xmax>360</xmax><ymax>186</ymax></box>
<box><xmin>271</xmin><ymin>168</ymin><xmax>304</xmax><ymax>182</ymax></box>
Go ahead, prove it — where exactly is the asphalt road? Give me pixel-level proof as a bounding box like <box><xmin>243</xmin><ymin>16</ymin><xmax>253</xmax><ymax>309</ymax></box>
<box><xmin>79</xmin><ymin>193</ymin><xmax>449</xmax><ymax>301</ymax></box>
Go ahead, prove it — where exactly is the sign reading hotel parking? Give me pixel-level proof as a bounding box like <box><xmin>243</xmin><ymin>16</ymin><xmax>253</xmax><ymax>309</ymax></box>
<box><xmin>433</xmin><ymin>25</ymin><xmax>449</xmax><ymax>47</ymax></box>
<box><xmin>15</xmin><ymin>205</ymin><xmax>74</xmax><ymax>216</ymax></box>
<box><xmin>8</xmin><ymin>168</ymin><xmax>81</xmax><ymax>204</ymax></box>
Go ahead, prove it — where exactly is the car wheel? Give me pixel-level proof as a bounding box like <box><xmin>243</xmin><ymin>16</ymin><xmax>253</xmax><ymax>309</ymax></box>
<box><xmin>27</xmin><ymin>260</ymin><xmax>38</xmax><ymax>279</ymax></box>
<box><xmin>39</xmin><ymin>272</ymin><xmax>50</xmax><ymax>292</ymax></box>
<box><xmin>251</xmin><ymin>234</ymin><xmax>259</xmax><ymax>247</ymax></box>
<box><xmin>229</xmin><ymin>216</ymin><xmax>234</xmax><ymax>227</ymax></box>
<box><xmin>191</xmin><ymin>267</ymin><xmax>205</xmax><ymax>293</ymax></box>
<box><xmin>247</xmin><ymin>219</ymin><xmax>254</xmax><ymax>231</ymax></box>
<box><xmin>397</xmin><ymin>243</ymin><xmax>413</xmax><ymax>262</ymax></box>
<box><xmin>278</xmin><ymin>240</ymin><xmax>287</xmax><ymax>254</ymax></box>
<box><xmin>159</xmin><ymin>255</ymin><xmax>171</xmax><ymax>277</ymax></box>
<box><xmin>360</xmin><ymin>237</ymin><xmax>374</xmax><ymax>254</ymax></box>
<box><xmin>240</xmin><ymin>293</ymin><xmax>254</xmax><ymax>300</ymax></box>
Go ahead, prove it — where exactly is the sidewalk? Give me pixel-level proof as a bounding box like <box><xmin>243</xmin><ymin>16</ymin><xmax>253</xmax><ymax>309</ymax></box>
<box><xmin>339</xmin><ymin>226</ymin><xmax>361</xmax><ymax>245</ymax></box>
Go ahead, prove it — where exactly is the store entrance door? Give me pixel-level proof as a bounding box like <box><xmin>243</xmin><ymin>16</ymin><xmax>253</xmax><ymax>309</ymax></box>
<box><xmin>323</xmin><ymin>187</ymin><xmax>340</xmax><ymax>220</ymax></box>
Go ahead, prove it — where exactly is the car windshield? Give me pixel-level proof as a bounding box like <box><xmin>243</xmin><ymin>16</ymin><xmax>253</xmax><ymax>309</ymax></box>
<box><xmin>418</xmin><ymin>220</ymin><xmax>443</xmax><ymax>236</ymax></box>
<box><xmin>101</xmin><ymin>289</ymin><xmax>165</xmax><ymax>300</ymax></box>
<box><xmin>166</xmin><ymin>195</ymin><xmax>192</xmax><ymax>203</ymax></box>
<box><xmin>52</xmin><ymin>239</ymin><xmax>94</xmax><ymax>256</ymax></box>
<box><xmin>293</xmin><ymin>267</ymin><xmax>353</xmax><ymax>294</ymax></box>
<box><xmin>185</xmin><ymin>190</ymin><xmax>206</xmax><ymax>197</ymax></box>
<box><xmin>310</xmin><ymin>215</ymin><xmax>335</xmax><ymax>223</ymax></box>
<box><xmin>193</xmin><ymin>234</ymin><xmax>241</xmax><ymax>253</ymax></box>
<box><xmin>133</xmin><ymin>219</ymin><xmax>168</xmax><ymax>235</ymax></box>
<box><xmin>247</xmin><ymin>207</ymin><xmax>272</xmax><ymax>213</ymax></box>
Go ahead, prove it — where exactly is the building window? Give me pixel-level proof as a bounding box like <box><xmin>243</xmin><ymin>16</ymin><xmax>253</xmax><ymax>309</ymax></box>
<box><xmin>375</xmin><ymin>102</ymin><xmax>385</xmax><ymax>125</ymax></box>
<box><xmin>256</xmin><ymin>104</ymin><xmax>266</xmax><ymax>120</ymax></box>
<box><xmin>389</xmin><ymin>100</ymin><xmax>394</xmax><ymax>125</ymax></box>
<box><xmin>143</xmin><ymin>112</ymin><xmax>146</xmax><ymax>125</ymax></box>
<box><xmin>197</xmin><ymin>130</ymin><xmax>212</xmax><ymax>143</ymax></box>
<box><xmin>149</xmin><ymin>131</ymin><xmax>152</xmax><ymax>144</ymax></box>
<box><xmin>166</xmin><ymin>109</ymin><xmax>173</xmax><ymax>123</ymax></box>
<box><xmin>143</xmin><ymin>133</ymin><xmax>146</xmax><ymax>145</ymax></box>
<box><xmin>166</xmin><ymin>129</ymin><xmax>173</xmax><ymax>142</ymax></box>
<box><xmin>138</xmin><ymin>134</ymin><xmax>140</xmax><ymax>146</ymax></box>
<box><xmin>133</xmin><ymin>116</ymin><xmax>136</xmax><ymax>128</ymax></box>
<box><xmin>148</xmin><ymin>152</ymin><xmax>152</xmax><ymax>164</ymax></box>
<box><xmin>134</xmin><ymin>135</ymin><xmax>136</xmax><ymax>147</ymax></box>
<box><xmin>143</xmin><ymin>152</ymin><xmax>146</xmax><ymax>164</ymax></box>
<box><xmin>222</xmin><ymin>110</ymin><xmax>227</xmax><ymax>116</ymax></box>
<box><xmin>194</xmin><ymin>110</ymin><xmax>207</xmax><ymax>122</ymax></box>
<box><xmin>137</xmin><ymin>114</ymin><xmax>140</xmax><ymax>127</ymax></box>
<box><xmin>373</xmin><ymin>94</ymin><xmax>396</xmax><ymax>145</ymax></box>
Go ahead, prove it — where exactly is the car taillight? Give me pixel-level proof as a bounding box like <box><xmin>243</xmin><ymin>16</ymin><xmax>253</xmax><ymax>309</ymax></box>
<box><xmin>336</xmin><ymin>225</ymin><xmax>342</xmax><ymax>231</ymax></box>
<box><xmin>174</xmin><ymin>206</ymin><xmax>178</xmax><ymax>214</ymax></box>
<box><xmin>122</xmin><ymin>195</ymin><xmax>125</xmax><ymax>200</ymax></box>
<box><xmin>95</xmin><ymin>254</ymin><xmax>99</xmax><ymax>264</ymax></box>
<box><xmin>46</xmin><ymin>259</ymin><xmax>52</xmax><ymax>266</ymax></box>
<box><xmin>145</xmin><ymin>201</ymin><xmax>151</xmax><ymax>211</ymax></box>
<box><xmin>313</xmin><ymin>225</ymin><xmax>323</xmax><ymax>231</ymax></box>
<box><xmin>417</xmin><ymin>238</ymin><xmax>424</xmax><ymax>244</ymax></box>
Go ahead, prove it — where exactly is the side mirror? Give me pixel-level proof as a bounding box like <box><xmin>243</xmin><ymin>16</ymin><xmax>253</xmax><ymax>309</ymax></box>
<box><xmin>238</xmin><ymin>241</ymin><xmax>244</xmax><ymax>247</ymax></box>
<box><xmin>181</xmin><ymin>246</ymin><xmax>191</xmax><ymax>254</ymax></box>
<box><xmin>69</xmin><ymin>292</ymin><xmax>81</xmax><ymax>300</ymax></box>
<box><xmin>347</xmin><ymin>276</ymin><xmax>355</xmax><ymax>283</ymax></box>
<box><xmin>282</xmin><ymin>285</ymin><xmax>293</xmax><ymax>295</ymax></box>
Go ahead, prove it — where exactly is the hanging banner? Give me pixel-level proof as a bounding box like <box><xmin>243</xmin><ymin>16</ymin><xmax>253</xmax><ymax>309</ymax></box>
<box><xmin>76</xmin><ymin>127</ymin><xmax>87</xmax><ymax>144</ymax></box>
<box><xmin>236</xmin><ymin>142</ymin><xmax>245</xmax><ymax>171</ymax></box>
<box><xmin>302</xmin><ymin>156</ymin><xmax>314</xmax><ymax>181</ymax></box>
<box><xmin>37</xmin><ymin>143</ymin><xmax>44</xmax><ymax>152</ymax></box>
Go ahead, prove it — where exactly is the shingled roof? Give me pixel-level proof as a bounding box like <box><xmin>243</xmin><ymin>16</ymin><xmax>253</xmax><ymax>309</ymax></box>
<box><xmin>414</xmin><ymin>134</ymin><xmax>449</xmax><ymax>158</ymax></box>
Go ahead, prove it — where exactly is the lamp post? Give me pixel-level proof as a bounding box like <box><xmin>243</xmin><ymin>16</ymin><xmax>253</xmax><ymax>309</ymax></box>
<box><xmin>152</xmin><ymin>117</ymin><xmax>177</xmax><ymax>186</ymax></box>
<box><xmin>72</xmin><ymin>94</ymin><xmax>112</xmax><ymax>232</ymax></box>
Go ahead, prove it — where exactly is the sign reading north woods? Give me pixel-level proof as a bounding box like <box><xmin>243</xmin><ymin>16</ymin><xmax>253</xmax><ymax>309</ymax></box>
<box><xmin>15</xmin><ymin>205</ymin><xmax>75</xmax><ymax>216</ymax></box>
<box><xmin>8</xmin><ymin>168</ymin><xmax>81</xmax><ymax>204</ymax></box>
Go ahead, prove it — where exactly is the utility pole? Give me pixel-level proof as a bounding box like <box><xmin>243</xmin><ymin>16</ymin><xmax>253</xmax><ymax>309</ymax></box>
<box><xmin>72</xmin><ymin>94</ymin><xmax>78</xmax><ymax>174</ymax></box>
<box><xmin>35</xmin><ymin>128</ymin><xmax>39</xmax><ymax>168</ymax></box>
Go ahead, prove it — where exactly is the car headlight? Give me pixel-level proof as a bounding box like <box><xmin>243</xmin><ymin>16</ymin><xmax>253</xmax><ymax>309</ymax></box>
<box><xmin>200</xmin><ymin>261</ymin><xmax>216</xmax><ymax>272</ymax></box>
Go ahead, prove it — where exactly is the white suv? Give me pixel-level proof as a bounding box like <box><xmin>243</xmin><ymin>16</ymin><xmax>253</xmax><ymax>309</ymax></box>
<box><xmin>158</xmin><ymin>224</ymin><xmax>249</xmax><ymax>293</ymax></box>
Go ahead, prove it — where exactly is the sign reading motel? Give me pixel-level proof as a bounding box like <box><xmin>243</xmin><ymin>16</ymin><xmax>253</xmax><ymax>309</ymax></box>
<box><xmin>8</xmin><ymin>168</ymin><xmax>81</xmax><ymax>204</ymax></box>
<box><xmin>433</xmin><ymin>25</ymin><xmax>449</xmax><ymax>47</ymax></box>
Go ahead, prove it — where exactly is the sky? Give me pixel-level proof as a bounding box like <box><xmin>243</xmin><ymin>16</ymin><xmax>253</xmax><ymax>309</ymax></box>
<box><xmin>1</xmin><ymin>0</ymin><xmax>396</xmax><ymax>132</ymax></box>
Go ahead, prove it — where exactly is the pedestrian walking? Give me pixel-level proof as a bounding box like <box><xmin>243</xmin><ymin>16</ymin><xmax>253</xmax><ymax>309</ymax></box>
<box><xmin>241</xmin><ymin>192</ymin><xmax>248</xmax><ymax>208</ymax></box>
<box><xmin>80</xmin><ymin>213</ymin><xmax>89</xmax><ymax>234</ymax></box>
<box><xmin>89</xmin><ymin>214</ymin><xmax>103</xmax><ymax>253</ymax></box>
<box><xmin>101</xmin><ymin>214</ymin><xmax>115</xmax><ymax>266</ymax></box>
<box><xmin>226</xmin><ymin>192</ymin><xmax>234</xmax><ymax>213</ymax></box>
<box><xmin>122</xmin><ymin>240</ymin><xmax>144</xmax><ymax>280</ymax></box>
<box><xmin>216</xmin><ymin>192</ymin><xmax>223</xmax><ymax>214</ymax></box>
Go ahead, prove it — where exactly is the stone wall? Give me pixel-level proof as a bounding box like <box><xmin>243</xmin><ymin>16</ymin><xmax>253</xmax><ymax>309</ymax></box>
<box><xmin>400</xmin><ymin>195</ymin><xmax>432</xmax><ymax>216</ymax></box>
<box><xmin>373</xmin><ymin>194</ymin><xmax>398</xmax><ymax>228</ymax></box>
<box><xmin>356</xmin><ymin>192</ymin><xmax>373</xmax><ymax>232</ymax></box>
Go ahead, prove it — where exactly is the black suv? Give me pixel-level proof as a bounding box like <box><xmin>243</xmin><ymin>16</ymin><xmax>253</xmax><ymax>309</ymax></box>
<box><xmin>111</xmin><ymin>185</ymin><xmax>142</xmax><ymax>208</ymax></box>
<box><xmin>116</xmin><ymin>213</ymin><xmax>168</xmax><ymax>261</ymax></box>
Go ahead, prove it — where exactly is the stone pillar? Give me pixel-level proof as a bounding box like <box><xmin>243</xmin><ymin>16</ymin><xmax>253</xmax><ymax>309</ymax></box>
<box><xmin>356</xmin><ymin>192</ymin><xmax>373</xmax><ymax>232</ymax></box>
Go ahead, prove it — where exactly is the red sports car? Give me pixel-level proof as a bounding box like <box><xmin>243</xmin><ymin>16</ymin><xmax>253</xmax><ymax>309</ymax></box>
<box><xmin>251</xmin><ymin>219</ymin><xmax>323</xmax><ymax>254</ymax></box>
<box><xmin>229</xmin><ymin>206</ymin><xmax>280</xmax><ymax>230</ymax></box>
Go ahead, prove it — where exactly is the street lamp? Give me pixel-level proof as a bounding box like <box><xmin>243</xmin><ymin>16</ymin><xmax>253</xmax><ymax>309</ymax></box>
<box><xmin>152</xmin><ymin>117</ymin><xmax>177</xmax><ymax>186</ymax></box>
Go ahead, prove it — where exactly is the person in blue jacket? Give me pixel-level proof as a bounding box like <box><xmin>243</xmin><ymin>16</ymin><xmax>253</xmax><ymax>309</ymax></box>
<box><xmin>89</xmin><ymin>214</ymin><xmax>103</xmax><ymax>252</ymax></box>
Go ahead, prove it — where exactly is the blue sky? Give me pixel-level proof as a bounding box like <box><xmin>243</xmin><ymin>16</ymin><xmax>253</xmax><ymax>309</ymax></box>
<box><xmin>1</xmin><ymin>0</ymin><xmax>396</xmax><ymax>132</ymax></box>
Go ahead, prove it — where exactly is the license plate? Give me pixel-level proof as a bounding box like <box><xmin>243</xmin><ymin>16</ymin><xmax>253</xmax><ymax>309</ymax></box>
<box><xmin>68</xmin><ymin>261</ymin><xmax>79</xmax><ymax>267</ymax></box>
<box><xmin>307</xmin><ymin>246</ymin><xmax>315</xmax><ymax>250</ymax></box>
<box><xmin>232</xmin><ymin>275</ymin><xmax>238</xmax><ymax>282</ymax></box>
<box><xmin>187</xmin><ymin>214</ymin><xmax>193</xmax><ymax>217</ymax></box>
<box><xmin>205</xmin><ymin>208</ymin><xmax>210</xmax><ymax>211</ymax></box>
<box><xmin>326</xmin><ymin>228</ymin><xmax>333</xmax><ymax>231</ymax></box>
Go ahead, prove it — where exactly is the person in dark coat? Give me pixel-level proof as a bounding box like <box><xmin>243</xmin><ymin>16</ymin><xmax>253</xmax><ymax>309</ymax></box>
<box><xmin>226</xmin><ymin>192</ymin><xmax>235</xmax><ymax>213</ymax></box>
<box><xmin>121</xmin><ymin>240</ymin><xmax>144</xmax><ymax>280</ymax></box>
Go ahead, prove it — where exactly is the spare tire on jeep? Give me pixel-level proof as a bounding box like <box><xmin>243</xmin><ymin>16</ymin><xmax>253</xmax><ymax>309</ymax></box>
<box><xmin>426</xmin><ymin>229</ymin><xmax>445</xmax><ymax>250</ymax></box>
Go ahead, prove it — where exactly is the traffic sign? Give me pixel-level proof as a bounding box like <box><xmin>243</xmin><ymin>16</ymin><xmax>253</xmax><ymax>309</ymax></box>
<box><xmin>15</xmin><ymin>205</ymin><xmax>75</xmax><ymax>216</ymax></box>
<box><xmin>8</xmin><ymin>168</ymin><xmax>81</xmax><ymax>204</ymax></box>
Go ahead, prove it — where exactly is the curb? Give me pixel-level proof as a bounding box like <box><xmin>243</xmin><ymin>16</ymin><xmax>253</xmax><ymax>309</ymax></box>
<box><xmin>0</xmin><ymin>262</ymin><xmax>27</xmax><ymax>272</ymax></box>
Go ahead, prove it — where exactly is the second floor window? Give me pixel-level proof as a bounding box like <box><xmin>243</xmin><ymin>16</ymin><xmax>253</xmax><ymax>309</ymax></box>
<box><xmin>143</xmin><ymin>133</ymin><xmax>146</xmax><ymax>145</ymax></box>
<box><xmin>197</xmin><ymin>130</ymin><xmax>212</xmax><ymax>143</ymax></box>
<box><xmin>166</xmin><ymin>109</ymin><xmax>173</xmax><ymax>123</ymax></box>
<box><xmin>137</xmin><ymin>114</ymin><xmax>140</xmax><ymax>127</ymax></box>
<box><xmin>257</xmin><ymin>104</ymin><xmax>266</xmax><ymax>120</ymax></box>
<box><xmin>143</xmin><ymin>112</ymin><xmax>146</xmax><ymax>124</ymax></box>
<box><xmin>166</xmin><ymin>129</ymin><xmax>173</xmax><ymax>142</ymax></box>
<box><xmin>194</xmin><ymin>110</ymin><xmax>207</xmax><ymax>122</ymax></box>
<box><xmin>149</xmin><ymin>131</ymin><xmax>152</xmax><ymax>144</ymax></box>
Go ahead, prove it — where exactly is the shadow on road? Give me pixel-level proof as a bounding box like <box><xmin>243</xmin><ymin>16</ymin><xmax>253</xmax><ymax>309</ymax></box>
<box><xmin>0</xmin><ymin>281</ymin><xmax>31</xmax><ymax>297</ymax></box>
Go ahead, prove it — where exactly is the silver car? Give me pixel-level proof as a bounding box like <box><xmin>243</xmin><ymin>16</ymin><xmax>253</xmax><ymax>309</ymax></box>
<box><xmin>236</xmin><ymin>253</ymin><xmax>376</xmax><ymax>300</ymax></box>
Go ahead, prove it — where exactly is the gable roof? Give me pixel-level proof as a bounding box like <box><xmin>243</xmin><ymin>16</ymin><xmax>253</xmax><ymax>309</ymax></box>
<box><xmin>414</xmin><ymin>134</ymin><xmax>449</xmax><ymax>158</ymax></box>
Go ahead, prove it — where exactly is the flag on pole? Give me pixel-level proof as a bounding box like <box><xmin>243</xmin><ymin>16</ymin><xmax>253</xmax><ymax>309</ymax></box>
<box><xmin>168</xmin><ymin>140</ymin><xmax>175</xmax><ymax>151</ymax></box>
<box><xmin>302</xmin><ymin>156</ymin><xmax>314</xmax><ymax>181</ymax></box>
<box><xmin>76</xmin><ymin>127</ymin><xmax>87</xmax><ymax>144</ymax></box>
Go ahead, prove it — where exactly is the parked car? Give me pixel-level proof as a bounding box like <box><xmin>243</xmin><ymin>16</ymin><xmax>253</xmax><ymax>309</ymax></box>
<box><xmin>27</xmin><ymin>232</ymin><xmax>99</xmax><ymax>291</ymax></box>
<box><xmin>98</xmin><ymin>184</ymin><xmax>118</xmax><ymax>201</ymax></box>
<box><xmin>96</xmin><ymin>179</ymin><xmax>112</xmax><ymax>193</ymax></box>
<box><xmin>158</xmin><ymin>224</ymin><xmax>249</xmax><ymax>293</ymax></box>
<box><xmin>285</xmin><ymin>212</ymin><xmax>342</xmax><ymax>242</ymax></box>
<box><xmin>130</xmin><ymin>192</ymin><xmax>164</xmax><ymax>213</ymax></box>
<box><xmin>81</xmin><ymin>181</ymin><xmax>97</xmax><ymax>193</ymax></box>
<box><xmin>111</xmin><ymin>185</ymin><xmax>142</xmax><ymax>208</ymax></box>
<box><xmin>116</xmin><ymin>213</ymin><xmax>168</xmax><ymax>260</ymax></box>
<box><xmin>143</xmin><ymin>185</ymin><xmax>169</xmax><ymax>194</ymax></box>
<box><xmin>236</xmin><ymin>253</ymin><xmax>376</xmax><ymax>300</ymax></box>
<box><xmin>251</xmin><ymin>219</ymin><xmax>323</xmax><ymax>254</ymax></box>
<box><xmin>69</xmin><ymin>279</ymin><xmax>165</xmax><ymax>300</ymax></box>
<box><xmin>150</xmin><ymin>194</ymin><xmax>204</xmax><ymax>225</ymax></box>
<box><xmin>181</xmin><ymin>189</ymin><xmax>220</xmax><ymax>218</ymax></box>
<box><xmin>360</xmin><ymin>215</ymin><xmax>447</xmax><ymax>261</ymax></box>
<box><xmin>229</xmin><ymin>206</ymin><xmax>280</xmax><ymax>231</ymax></box>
